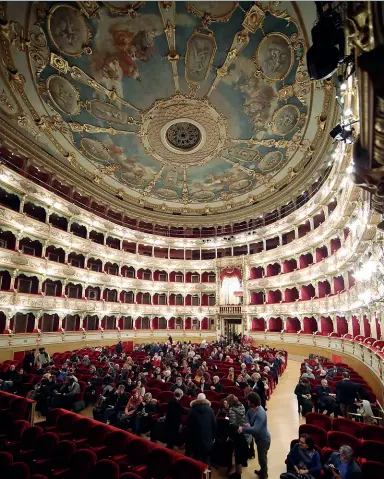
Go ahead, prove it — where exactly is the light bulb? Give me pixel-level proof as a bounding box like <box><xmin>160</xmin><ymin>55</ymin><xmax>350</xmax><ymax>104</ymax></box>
<box><xmin>340</xmin><ymin>83</ymin><xmax>347</xmax><ymax>91</ymax></box>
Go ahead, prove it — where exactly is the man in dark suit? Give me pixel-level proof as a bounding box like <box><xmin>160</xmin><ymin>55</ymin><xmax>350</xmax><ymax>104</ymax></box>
<box><xmin>336</xmin><ymin>372</ymin><xmax>360</xmax><ymax>417</ymax></box>
<box><xmin>324</xmin><ymin>445</ymin><xmax>362</xmax><ymax>479</ymax></box>
<box><xmin>165</xmin><ymin>388</ymin><xmax>185</xmax><ymax>450</ymax></box>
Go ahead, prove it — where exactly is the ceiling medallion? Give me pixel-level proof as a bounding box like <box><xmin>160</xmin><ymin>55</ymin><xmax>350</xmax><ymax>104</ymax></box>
<box><xmin>165</xmin><ymin>122</ymin><xmax>201</xmax><ymax>151</ymax></box>
<box><xmin>140</xmin><ymin>95</ymin><xmax>228</xmax><ymax>167</ymax></box>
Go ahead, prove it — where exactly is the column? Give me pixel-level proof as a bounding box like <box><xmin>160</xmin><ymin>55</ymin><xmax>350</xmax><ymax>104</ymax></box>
<box><xmin>58</xmin><ymin>313</ymin><xmax>65</xmax><ymax>330</ymax></box>
<box><xmin>38</xmin><ymin>275</ymin><xmax>44</xmax><ymax>294</ymax></box>
<box><xmin>315</xmin><ymin>315</ymin><xmax>321</xmax><ymax>333</ymax></box>
<box><xmin>281</xmin><ymin>315</ymin><xmax>287</xmax><ymax>331</ymax></box>
<box><xmin>308</xmin><ymin>217</ymin><xmax>314</xmax><ymax>230</ymax></box>
<box><xmin>136</xmin><ymin>243</ymin><xmax>139</xmax><ymax>254</ymax></box>
<box><xmin>152</xmin><ymin>245</ymin><xmax>154</xmax><ymax>257</ymax></box>
<box><xmin>19</xmin><ymin>194</ymin><xmax>26</xmax><ymax>214</ymax></box>
<box><xmin>330</xmin><ymin>313</ymin><xmax>337</xmax><ymax>333</ymax></box>
<box><xmin>199</xmin><ymin>319</ymin><xmax>202</xmax><ymax>330</ymax></box>
<box><xmin>42</xmin><ymin>240</ymin><xmax>48</xmax><ymax>258</ymax></box>
<box><xmin>294</xmin><ymin>226</ymin><xmax>299</xmax><ymax>239</ymax></box>
<box><xmin>10</xmin><ymin>269</ymin><xmax>18</xmax><ymax>290</ymax></box>
<box><xmin>346</xmin><ymin>313</ymin><xmax>353</xmax><ymax>336</ymax></box>
<box><xmin>262</xmin><ymin>238</ymin><xmax>266</xmax><ymax>251</ymax></box>
<box><xmin>34</xmin><ymin>311</ymin><xmax>41</xmax><ymax>331</ymax></box>
<box><xmin>46</xmin><ymin>208</ymin><xmax>51</xmax><ymax>224</ymax></box>
<box><xmin>298</xmin><ymin>316</ymin><xmax>303</xmax><ymax>331</ymax></box>
<box><xmin>323</xmin><ymin>206</ymin><xmax>329</xmax><ymax>219</ymax></box>
<box><xmin>370</xmin><ymin>309</ymin><xmax>378</xmax><ymax>339</ymax></box>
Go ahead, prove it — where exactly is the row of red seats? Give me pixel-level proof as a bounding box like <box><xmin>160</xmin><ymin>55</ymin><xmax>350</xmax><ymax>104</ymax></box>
<box><xmin>306</xmin><ymin>413</ymin><xmax>384</xmax><ymax>440</ymax></box>
<box><xmin>0</xmin><ymin>391</ymin><xmax>35</xmax><ymax>429</ymax></box>
<box><xmin>0</xmin><ymin>406</ymin><xmax>208</xmax><ymax>479</ymax></box>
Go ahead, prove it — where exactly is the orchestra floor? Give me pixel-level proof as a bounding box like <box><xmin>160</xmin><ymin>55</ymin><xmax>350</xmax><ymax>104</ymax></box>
<box><xmin>74</xmin><ymin>359</ymin><xmax>304</xmax><ymax>478</ymax></box>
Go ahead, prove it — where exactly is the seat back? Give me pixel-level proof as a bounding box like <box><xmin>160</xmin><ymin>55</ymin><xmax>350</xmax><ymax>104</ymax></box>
<box><xmin>146</xmin><ymin>448</ymin><xmax>176</xmax><ymax>478</ymax></box>
<box><xmin>20</xmin><ymin>426</ymin><xmax>44</xmax><ymax>451</ymax></box>
<box><xmin>169</xmin><ymin>458</ymin><xmax>207</xmax><ymax>479</ymax></box>
<box><xmin>71</xmin><ymin>418</ymin><xmax>93</xmax><ymax>439</ymax></box>
<box><xmin>5</xmin><ymin>462</ymin><xmax>30</xmax><ymax>479</ymax></box>
<box><xmin>52</xmin><ymin>440</ymin><xmax>76</xmax><ymax>468</ymax></box>
<box><xmin>105</xmin><ymin>430</ymin><xmax>130</xmax><ymax>454</ymax></box>
<box><xmin>327</xmin><ymin>431</ymin><xmax>361</xmax><ymax>454</ymax></box>
<box><xmin>306</xmin><ymin>412</ymin><xmax>332</xmax><ymax>431</ymax></box>
<box><xmin>9</xmin><ymin>420</ymin><xmax>30</xmax><ymax>440</ymax></box>
<box><xmin>69</xmin><ymin>449</ymin><xmax>97</xmax><ymax>479</ymax></box>
<box><xmin>361</xmin><ymin>460</ymin><xmax>384</xmax><ymax>479</ymax></box>
<box><xmin>87</xmin><ymin>425</ymin><xmax>111</xmax><ymax>446</ymax></box>
<box><xmin>35</xmin><ymin>432</ymin><xmax>59</xmax><ymax>459</ymax></box>
<box><xmin>332</xmin><ymin>418</ymin><xmax>362</xmax><ymax>437</ymax></box>
<box><xmin>359</xmin><ymin>440</ymin><xmax>384</xmax><ymax>463</ymax></box>
<box><xmin>92</xmin><ymin>459</ymin><xmax>119</xmax><ymax>479</ymax></box>
<box><xmin>361</xmin><ymin>424</ymin><xmax>384</xmax><ymax>442</ymax></box>
<box><xmin>0</xmin><ymin>451</ymin><xmax>13</xmax><ymax>470</ymax></box>
<box><xmin>158</xmin><ymin>391</ymin><xmax>174</xmax><ymax>403</ymax></box>
<box><xmin>125</xmin><ymin>439</ymin><xmax>154</xmax><ymax>466</ymax></box>
<box><xmin>298</xmin><ymin>424</ymin><xmax>327</xmax><ymax>448</ymax></box>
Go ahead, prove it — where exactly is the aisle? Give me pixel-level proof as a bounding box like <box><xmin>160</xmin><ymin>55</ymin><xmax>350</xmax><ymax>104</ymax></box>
<box><xmin>212</xmin><ymin>359</ymin><xmax>303</xmax><ymax>478</ymax></box>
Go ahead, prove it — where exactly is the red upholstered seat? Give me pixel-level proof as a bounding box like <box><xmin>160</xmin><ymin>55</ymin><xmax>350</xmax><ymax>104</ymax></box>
<box><xmin>204</xmin><ymin>390</ymin><xmax>221</xmax><ymax>402</ymax></box>
<box><xmin>44</xmin><ymin>409</ymin><xmax>65</xmax><ymax>432</ymax></box>
<box><xmin>114</xmin><ymin>439</ymin><xmax>156</xmax><ymax>472</ymax></box>
<box><xmin>305</xmin><ymin>412</ymin><xmax>332</xmax><ymax>431</ymax></box>
<box><xmin>27</xmin><ymin>433</ymin><xmax>59</xmax><ymax>470</ymax></box>
<box><xmin>132</xmin><ymin>447</ymin><xmax>176</xmax><ymax>478</ymax></box>
<box><xmin>322</xmin><ymin>431</ymin><xmax>361</xmax><ymax>460</ymax></box>
<box><xmin>361</xmin><ymin>460</ymin><xmax>384</xmax><ymax>478</ymax></box>
<box><xmin>361</xmin><ymin>424</ymin><xmax>384</xmax><ymax>442</ymax></box>
<box><xmin>15</xmin><ymin>426</ymin><xmax>44</xmax><ymax>459</ymax></box>
<box><xmin>0</xmin><ymin>451</ymin><xmax>13</xmax><ymax>470</ymax></box>
<box><xmin>34</xmin><ymin>440</ymin><xmax>76</xmax><ymax>477</ymax></box>
<box><xmin>298</xmin><ymin>424</ymin><xmax>327</xmax><ymax>449</ymax></box>
<box><xmin>77</xmin><ymin>424</ymin><xmax>111</xmax><ymax>454</ymax></box>
<box><xmin>100</xmin><ymin>430</ymin><xmax>131</xmax><ymax>461</ymax></box>
<box><xmin>168</xmin><ymin>458</ymin><xmax>208</xmax><ymax>479</ymax></box>
<box><xmin>119</xmin><ymin>473</ymin><xmax>141</xmax><ymax>479</ymax></box>
<box><xmin>332</xmin><ymin>418</ymin><xmax>362</xmax><ymax>437</ymax></box>
<box><xmin>48</xmin><ymin>414</ymin><xmax>77</xmax><ymax>439</ymax></box>
<box><xmin>92</xmin><ymin>459</ymin><xmax>119</xmax><ymax>479</ymax></box>
<box><xmin>54</xmin><ymin>449</ymin><xmax>97</xmax><ymax>479</ymax></box>
<box><xmin>4</xmin><ymin>462</ymin><xmax>30</xmax><ymax>479</ymax></box>
<box><xmin>359</xmin><ymin>440</ymin><xmax>384</xmax><ymax>464</ymax></box>
<box><xmin>0</xmin><ymin>420</ymin><xmax>30</xmax><ymax>448</ymax></box>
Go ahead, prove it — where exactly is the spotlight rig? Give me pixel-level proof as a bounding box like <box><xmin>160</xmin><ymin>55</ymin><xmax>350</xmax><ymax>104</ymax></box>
<box><xmin>306</xmin><ymin>2</ymin><xmax>348</xmax><ymax>81</ymax></box>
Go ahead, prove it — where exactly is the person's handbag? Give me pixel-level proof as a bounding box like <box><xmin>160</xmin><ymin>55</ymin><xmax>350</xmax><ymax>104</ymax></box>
<box><xmin>280</xmin><ymin>473</ymin><xmax>315</xmax><ymax>479</ymax></box>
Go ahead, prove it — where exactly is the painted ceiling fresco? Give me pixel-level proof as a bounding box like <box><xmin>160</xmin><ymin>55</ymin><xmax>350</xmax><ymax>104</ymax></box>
<box><xmin>0</xmin><ymin>1</ymin><xmax>335</xmax><ymax>217</ymax></box>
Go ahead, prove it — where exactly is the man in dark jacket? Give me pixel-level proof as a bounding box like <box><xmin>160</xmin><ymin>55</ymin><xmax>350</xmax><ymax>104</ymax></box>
<box><xmin>316</xmin><ymin>379</ymin><xmax>337</xmax><ymax>415</ymax></box>
<box><xmin>186</xmin><ymin>393</ymin><xmax>217</xmax><ymax>465</ymax></box>
<box><xmin>324</xmin><ymin>445</ymin><xmax>362</xmax><ymax>479</ymax></box>
<box><xmin>115</xmin><ymin>341</ymin><xmax>123</xmax><ymax>354</ymax></box>
<box><xmin>210</xmin><ymin>376</ymin><xmax>223</xmax><ymax>393</ymax></box>
<box><xmin>165</xmin><ymin>389</ymin><xmax>185</xmax><ymax>449</ymax></box>
<box><xmin>336</xmin><ymin>373</ymin><xmax>360</xmax><ymax>417</ymax></box>
<box><xmin>103</xmin><ymin>384</ymin><xmax>129</xmax><ymax>424</ymax></box>
<box><xmin>23</xmin><ymin>350</ymin><xmax>36</xmax><ymax>372</ymax></box>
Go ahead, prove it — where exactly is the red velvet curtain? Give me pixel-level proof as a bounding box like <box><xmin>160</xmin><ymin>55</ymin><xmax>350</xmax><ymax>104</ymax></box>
<box><xmin>321</xmin><ymin>316</ymin><xmax>333</xmax><ymax>335</ymax></box>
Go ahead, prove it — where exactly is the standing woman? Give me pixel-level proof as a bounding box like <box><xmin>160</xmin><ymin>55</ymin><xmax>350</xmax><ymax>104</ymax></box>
<box><xmin>227</xmin><ymin>394</ymin><xmax>251</xmax><ymax>478</ymax></box>
<box><xmin>251</xmin><ymin>373</ymin><xmax>267</xmax><ymax>410</ymax></box>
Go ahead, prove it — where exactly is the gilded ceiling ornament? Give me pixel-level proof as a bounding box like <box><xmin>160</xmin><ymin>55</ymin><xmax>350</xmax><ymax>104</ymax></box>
<box><xmin>103</xmin><ymin>2</ymin><xmax>145</xmax><ymax>17</ymax></box>
<box><xmin>47</xmin><ymin>75</ymin><xmax>80</xmax><ymax>115</ymax></box>
<box><xmin>271</xmin><ymin>104</ymin><xmax>301</xmax><ymax>136</ymax></box>
<box><xmin>69</xmin><ymin>122</ymin><xmax>136</xmax><ymax>136</ymax></box>
<box><xmin>254</xmin><ymin>32</ymin><xmax>294</xmax><ymax>81</ymax></box>
<box><xmin>0</xmin><ymin>89</ymin><xmax>14</xmax><ymax>112</ymax></box>
<box><xmin>76</xmin><ymin>1</ymin><xmax>100</xmax><ymax>19</ymax></box>
<box><xmin>185</xmin><ymin>30</ymin><xmax>217</xmax><ymax>85</ymax></box>
<box><xmin>258</xmin><ymin>151</ymin><xmax>284</xmax><ymax>173</ymax></box>
<box><xmin>242</xmin><ymin>4</ymin><xmax>265</xmax><ymax>33</ymax></box>
<box><xmin>140</xmin><ymin>95</ymin><xmax>228</xmax><ymax>167</ymax></box>
<box><xmin>17</xmin><ymin>115</ymin><xmax>41</xmax><ymax>140</ymax></box>
<box><xmin>49</xmin><ymin>52</ymin><xmax>69</xmax><ymax>74</ymax></box>
<box><xmin>186</xmin><ymin>2</ymin><xmax>238</xmax><ymax>22</ymax></box>
<box><xmin>86</xmin><ymin>99</ymin><xmax>140</xmax><ymax>126</ymax></box>
<box><xmin>47</xmin><ymin>4</ymin><xmax>92</xmax><ymax>57</ymax></box>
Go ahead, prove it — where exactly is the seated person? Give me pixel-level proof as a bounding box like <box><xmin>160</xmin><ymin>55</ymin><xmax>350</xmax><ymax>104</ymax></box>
<box><xmin>84</xmin><ymin>373</ymin><xmax>102</xmax><ymax>405</ymax></box>
<box><xmin>210</xmin><ymin>376</ymin><xmax>223</xmax><ymax>393</ymax></box>
<box><xmin>316</xmin><ymin>379</ymin><xmax>337</xmax><ymax>416</ymax></box>
<box><xmin>0</xmin><ymin>365</ymin><xmax>19</xmax><ymax>390</ymax></box>
<box><xmin>171</xmin><ymin>376</ymin><xmax>187</xmax><ymax>394</ymax></box>
<box><xmin>294</xmin><ymin>378</ymin><xmax>313</xmax><ymax>416</ymax></box>
<box><xmin>324</xmin><ymin>445</ymin><xmax>362</xmax><ymax>479</ymax></box>
<box><xmin>103</xmin><ymin>384</ymin><xmax>128</xmax><ymax>424</ymax></box>
<box><xmin>282</xmin><ymin>433</ymin><xmax>322</xmax><ymax>479</ymax></box>
<box><xmin>132</xmin><ymin>392</ymin><xmax>157</xmax><ymax>435</ymax></box>
<box><xmin>118</xmin><ymin>388</ymin><xmax>143</xmax><ymax>429</ymax></box>
<box><xmin>53</xmin><ymin>376</ymin><xmax>80</xmax><ymax>410</ymax></box>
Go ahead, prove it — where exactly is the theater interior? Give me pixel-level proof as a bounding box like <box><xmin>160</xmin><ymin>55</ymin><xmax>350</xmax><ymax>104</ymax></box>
<box><xmin>0</xmin><ymin>1</ymin><xmax>383</xmax><ymax>478</ymax></box>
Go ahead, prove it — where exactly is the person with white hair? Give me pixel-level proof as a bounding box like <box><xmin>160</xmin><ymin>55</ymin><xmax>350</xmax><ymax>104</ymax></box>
<box><xmin>324</xmin><ymin>445</ymin><xmax>362</xmax><ymax>479</ymax></box>
<box><xmin>186</xmin><ymin>393</ymin><xmax>217</xmax><ymax>465</ymax></box>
